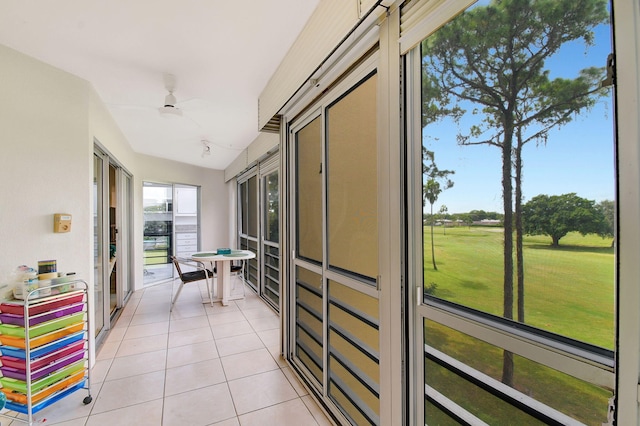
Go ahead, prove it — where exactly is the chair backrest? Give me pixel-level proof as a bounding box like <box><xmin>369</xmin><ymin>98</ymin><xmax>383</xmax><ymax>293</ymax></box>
<box><xmin>171</xmin><ymin>256</ymin><xmax>184</xmax><ymax>278</ymax></box>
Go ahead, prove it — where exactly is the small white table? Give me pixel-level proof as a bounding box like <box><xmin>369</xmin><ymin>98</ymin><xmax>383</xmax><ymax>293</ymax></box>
<box><xmin>191</xmin><ymin>250</ymin><xmax>255</xmax><ymax>306</ymax></box>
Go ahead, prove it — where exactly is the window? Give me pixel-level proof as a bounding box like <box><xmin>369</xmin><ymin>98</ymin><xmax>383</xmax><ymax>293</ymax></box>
<box><xmin>411</xmin><ymin>0</ymin><xmax>616</xmax><ymax>423</ymax></box>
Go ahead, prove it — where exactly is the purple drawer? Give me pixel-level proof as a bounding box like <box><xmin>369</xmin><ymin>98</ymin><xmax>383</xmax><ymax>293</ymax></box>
<box><xmin>0</xmin><ymin>350</ymin><xmax>85</xmax><ymax>381</ymax></box>
<box><xmin>0</xmin><ymin>303</ymin><xmax>84</xmax><ymax>327</ymax></box>
<box><xmin>0</xmin><ymin>340</ymin><xmax>85</xmax><ymax>371</ymax></box>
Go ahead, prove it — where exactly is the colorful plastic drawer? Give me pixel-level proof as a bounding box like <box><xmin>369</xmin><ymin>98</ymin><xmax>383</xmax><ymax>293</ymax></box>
<box><xmin>0</xmin><ymin>331</ymin><xmax>84</xmax><ymax>359</ymax></box>
<box><xmin>0</xmin><ymin>312</ymin><xmax>84</xmax><ymax>339</ymax></box>
<box><xmin>0</xmin><ymin>360</ymin><xmax>85</xmax><ymax>393</ymax></box>
<box><xmin>0</xmin><ymin>322</ymin><xmax>84</xmax><ymax>349</ymax></box>
<box><xmin>0</xmin><ymin>292</ymin><xmax>83</xmax><ymax>316</ymax></box>
<box><xmin>0</xmin><ymin>340</ymin><xmax>85</xmax><ymax>371</ymax></box>
<box><xmin>0</xmin><ymin>303</ymin><xmax>84</xmax><ymax>327</ymax></box>
<box><xmin>2</xmin><ymin>369</ymin><xmax>85</xmax><ymax>404</ymax></box>
<box><xmin>4</xmin><ymin>379</ymin><xmax>86</xmax><ymax>415</ymax></box>
<box><xmin>0</xmin><ymin>350</ymin><xmax>85</xmax><ymax>380</ymax></box>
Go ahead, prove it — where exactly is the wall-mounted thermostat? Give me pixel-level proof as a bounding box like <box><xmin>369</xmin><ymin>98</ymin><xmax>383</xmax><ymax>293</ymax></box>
<box><xmin>54</xmin><ymin>213</ymin><xmax>72</xmax><ymax>233</ymax></box>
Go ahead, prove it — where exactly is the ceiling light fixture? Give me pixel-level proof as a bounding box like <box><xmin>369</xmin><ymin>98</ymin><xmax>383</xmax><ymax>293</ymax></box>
<box><xmin>201</xmin><ymin>140</ymin><xmax>211</xmax><ymax>157</ymax></box>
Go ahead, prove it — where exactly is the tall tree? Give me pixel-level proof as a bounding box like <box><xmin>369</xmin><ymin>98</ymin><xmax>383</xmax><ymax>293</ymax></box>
<box><xmin>423</xmin><ymin>148</ymin><xmax>454</xmax><ymax>271</ymax></box>
<box><xmin>439</xmin><ymin>205</ymin><xmax>449</xmax><ymax>235</ymax></box>
<box><xmin>421</xmin><ymin>0</ymin><xmax>609</xmax><ymax>385</ymax></box>
<box><xmin>596</xmin><ymin>199</ymin><xmax>615</xmax><ymax>247</ymax></box>
<box><xmin>522</xmin><ymin>193</ymin><xmax>607</xmax><ymax>246</ymax></box>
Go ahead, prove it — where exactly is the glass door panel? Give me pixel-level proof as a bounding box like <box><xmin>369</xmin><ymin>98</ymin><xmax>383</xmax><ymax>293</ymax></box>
<box><xmin>108</xmin><ymin>164</ymin><xmax>117</xmax><ymax>315</ymax></box>
<box><xmin>289</xmin><ymin>66</ymin><xmax>380</xmax><ymax>424</ymax></box>
<box><xmin>326</xmin><ymin>73</ymin><xmax>378</xmax><ymax>282</ymax></box>
<box><xmin>143</xmin><ymin>182</ymin><xmax>173</xmax><ymax>284</ymax></box>
<box><xmin>296</xmin><ymin>117</ymin><xmax>323</xmax><ymax>264</ymax></box>
<box><xmin>262</xmin><ymin>169</ymin><xmax>280</xmax><ymax>308</ymax></box>
<box><xmin>239</xmin><ymin>175</ymin><xmax>259</xmax><ymax>291</ymax></box>
<box><xmin>93</xmin><ymin>153</ymin><xmax>105</xmax><ymax>337</ymax></box>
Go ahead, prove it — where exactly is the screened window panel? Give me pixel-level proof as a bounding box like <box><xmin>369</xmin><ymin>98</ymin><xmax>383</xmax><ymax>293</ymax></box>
<box><xmin>419</xmin><ymin>0</ymin><xmax>615</xmax><ymax>349</ymax></box>
<box><xmin>328</xmin><ymin>279</ymin><xmax>380</xmax><ymax>425</ymax></box>
<box><xmin>240</xmin><ymin>181</ymin><xmax>248</xmax><ymax>234</ymax></box>
<box><xmin>327</xmin><ymin>73</ymin><xmax>378</xmax><ymax>281</ymax></box>
<box><xmin>264</xmin><ymin>171</ymin><xmax>279</xmax><ymax>243</ymax></box>
<box><xmin>247</xmin><ymin>175</ymin><xmax>258</xmax><ymax>238</ymax></box>
<box><xmin>424</xmin><ymin>320</ymin><xmax>612</xmax><ymax>424</ymax></box>
<box><xmin>296</xmin><ymin>117</ymin><xmax>323</xmax><ymax>264</ymax></box>
<box><xmin>295</xmin><ymin>267</ymin><xmax>324</xmax><ymax>385</ymax></box>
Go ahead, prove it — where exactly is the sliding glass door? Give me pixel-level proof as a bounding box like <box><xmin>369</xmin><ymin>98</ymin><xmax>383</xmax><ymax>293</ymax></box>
<box><xmin>94</xmin><ymin>144</ymin><xmax>132</xmax><ymax>342</ymax></box>
<box><xmin>143</xmin><ymin>183</ymin><xmax>173</xmax><ymax>284</ymax></box>
<box><xmin>143</xmin><ymin>182</ymin><xmax>200</xmax><ymax>286</ymax></box>
<box><xmin>289</xmin><ymin>57</ymin><xmax>381</xmax><ymax>424</ymax></box>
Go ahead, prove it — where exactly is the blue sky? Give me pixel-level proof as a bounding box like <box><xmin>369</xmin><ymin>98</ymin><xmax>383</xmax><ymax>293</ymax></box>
<box><xmin>422</xmin><ymin>18</ymin><xmax>614</xmax><ymax>215</ymax></box>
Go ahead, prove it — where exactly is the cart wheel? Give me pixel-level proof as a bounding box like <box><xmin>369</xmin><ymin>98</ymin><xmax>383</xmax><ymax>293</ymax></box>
<box><xmin>83</xmin><ymin>395</ymin><xmax>93</xmax><ymax>404</ymax></box>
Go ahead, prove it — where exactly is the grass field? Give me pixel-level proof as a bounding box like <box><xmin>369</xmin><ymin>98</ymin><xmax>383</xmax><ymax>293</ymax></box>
<box><xmin>424</xmin><ymin>225</ymin><xmax>614</xmax><ymax>348</ymax></box>
<box><xmin>423</xmin><ymin>226</ymin><xmax>614</xmax><ymax>424</ymax></box>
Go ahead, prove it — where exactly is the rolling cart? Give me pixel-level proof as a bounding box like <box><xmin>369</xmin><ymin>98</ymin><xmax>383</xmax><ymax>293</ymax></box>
<box><xmin>0</xmin><ymin>280</ymin><xmax>92</xmax><ymax>425</ymax></box>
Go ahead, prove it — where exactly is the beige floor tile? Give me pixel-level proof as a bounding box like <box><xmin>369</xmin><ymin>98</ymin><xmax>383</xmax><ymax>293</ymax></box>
<box><xmin>165</xmin><ymin>358</ymin><xmax>227</xmax><ymax>396</ymax></box>
<box><xmin>128</xmin><ymin>311</ymin><xmax>171</xmax><ymax>327</ymax></box>
<box><xmin>247</xmin><ymin>315</ymin><xmax>280</xmax><ymax>332</ymax></box>
<box><xmin>169</xmin><ymin>301</ymin><xmax>208</xmax><ymax>319</ymax></box>
<box><xmin>10</xmin><ymin>389</ymin><xmax>94</xmax><ymax>425</ymax></box>
<box><xmin>212</xmin><ymin>319</ymin><xmax>255</xmax><ymax>339</ymax></box>
<box><xmin>82</xmin><ymin>285</ymin><xmax>333</xmax><ymax>426</ymax></box>
<box><xmin>163</xmin><ymin>383</ymin><xmax>236</xmax><ymax>426</ymax></box>
<box><xmin>206</xmin><ymin>302</ymin><xmax>241</xmax><ymax>315</ymax></box>
<box><xmin>45</xmin><ymin>418</ymin><xmax>88</xmax><ymax>426</ymax></box>
<box><xmin>215</xmin><ymin>333</ymin><xmax>264</xmax><ymax>357</ymax></box>
<box><xmin>241</xmin><ymin>305</ymin><xmax>277</xmax><ymax>320</ymax></box>
<box><xmin>282</xmin><ymin>366</ymin><xmax>309</xmax><ymax>397</ymax></box>
<box><xmin>95</xmin><ymin>339</ymin><xmax>120</xmax><ymax>360</ymax></box>
<box><xmin>212</xmin><ymin>417</ymin><xmax>241</xmax><ymax>426</ymax></box>
<box><xmin>123</xmin><ymin>320</ymin><xmax>169</xmax><ymax>340</ymax></box>
<box><xmin>92</xmin><ymin>370</ymin><xmax>165</xmax><ymax>414</ymax></box>
<box><xmin>103</xmin><ymin>326</ymin><xmax>127</xmax><ymax>343</ymax></box>
<box><xmin>169</xmin><ymin>314</ymin><xmax>211</xmax><ymax>332</ymax></box>
<box><xmin>228</xmin><ymin>369</ymin><xmax>298</xmax><ymax>415</ymax></box>
<box><xmin>208</xmin><ymin>309</ymin><xmax>247</xmax><ymax>325</ymax></box>
<box><xmin>168</xmin><ymin>326</ymin><xmax>213</xmax><ymax>348</ymax></box>
<box><xmin>86</xmin><ymin>399</ymin><xmax>163</xmax><ymax>425</ymax></box>
<box><xmin>221</xmin><ymin>348</ymin><xmax>280</xmax><ymax>381</ymax></box>
<box><xmin>302</xmin><ymin>395</ymin><xmax>335</xmax><ymax>426</ymax></box>
<box><xmin>256</xmin><ymin>328</ymin><xmax>280</xmax><ymax>347</ymax></box>
<box><xmin>166</xmin><ymin>339</ymin><xmax>219</xmax><ymax>368</ymax></box>
<box><xmin>90</xmin><ymin>358</ymin><xmax>113</xmax><ymax>384</ymax></box>
<box><xmin>115</xmin><ymin>334</ymin><xmax>168</xmax><ymax>358</ymax></box>
<box><xmin>105</xmin><ymin>349</ymin><xmax>167</xmax><ymax>381</ymax></box>
<box><xmin>238</xmin><ymin>398</ymin><xmax>321</xmax><ymax>426</ymax></box>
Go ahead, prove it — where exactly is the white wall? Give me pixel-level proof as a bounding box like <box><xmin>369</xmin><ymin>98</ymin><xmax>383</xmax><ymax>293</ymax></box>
<box><xmin>0</xmin><ymin>44</ymin><xmax>233</xmax><ymax>362</ymax></box>
<box><xmin>0</xmin><ymin>43</ymin><xmax>92</xmax><ymax>288</ymax></box>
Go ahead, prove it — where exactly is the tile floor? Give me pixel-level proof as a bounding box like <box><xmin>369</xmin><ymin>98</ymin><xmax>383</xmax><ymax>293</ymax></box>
<box><xmin>0</xmin><ymin>281</ymin><xmax>333</xmax><ymax>426</ymax></box>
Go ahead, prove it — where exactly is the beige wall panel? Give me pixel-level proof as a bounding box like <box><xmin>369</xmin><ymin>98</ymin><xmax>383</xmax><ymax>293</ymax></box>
<box><xmin>259</xmin><ymin>0</ymin><xmax>359</xmax><ymax>130</ymax></box>
<box><xmin>247</xmin><ymin>132</ymin><xmax>279</xmax><ymax>164</ymax></box>
<box><xmin>224</xmin><ymin>150</ymin><xmax>248</xmax><ymax>182</ymax></box>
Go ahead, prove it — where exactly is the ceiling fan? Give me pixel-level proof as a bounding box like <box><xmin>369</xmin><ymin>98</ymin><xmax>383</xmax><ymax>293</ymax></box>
<box><xmin>158</xmin><ymin>73</ymin><xmax>183</xmax><ymax>117</ymax></box>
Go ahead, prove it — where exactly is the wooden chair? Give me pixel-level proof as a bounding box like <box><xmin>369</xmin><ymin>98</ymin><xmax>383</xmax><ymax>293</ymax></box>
<box><xmin>170</xmin><ymin>256</ymin><xmax>214</xmax><ymax>311</ymax></box>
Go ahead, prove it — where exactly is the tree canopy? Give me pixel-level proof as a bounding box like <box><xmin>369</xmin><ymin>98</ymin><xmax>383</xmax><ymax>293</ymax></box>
<box><xmin>522</xmin><ymin>193</ymin><xmax>608</xmax><ymax>246</ymax></box>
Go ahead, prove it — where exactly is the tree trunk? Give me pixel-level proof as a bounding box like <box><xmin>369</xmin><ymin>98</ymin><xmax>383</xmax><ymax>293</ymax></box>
<box><xmin>515</xmin><ymin>134</ymin><xmax>525</xmax><ymax>323</ymax></box>
<box><xmin>430</xmin><ymin>203</ymin><xmax>437</xmax><ymax>270</ymax></box>
<box><xmin>501</xmin><ymin>126</ymin><xmax>515</xmax><ymax>386</ymax></box>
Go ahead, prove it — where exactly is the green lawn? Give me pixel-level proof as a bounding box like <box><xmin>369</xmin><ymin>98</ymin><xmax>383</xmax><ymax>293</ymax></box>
<box><xmin>423</xmin><ymin>226</ymin><xmax>614</xmax><ymax>424</ymax></box>
<box><xmin>424</xmin><ymin>226</ymin><xmax>614</xmax><ymax>348</ymax></box>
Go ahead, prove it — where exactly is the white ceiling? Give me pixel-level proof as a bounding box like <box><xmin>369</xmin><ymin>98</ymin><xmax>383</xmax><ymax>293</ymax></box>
<box><xmin>0</xmin><ymin>0</ymin><xmax>320</xmax><ymax>169</ymax></box>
